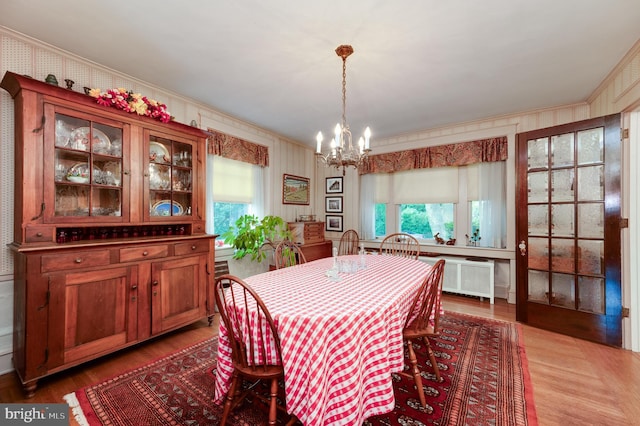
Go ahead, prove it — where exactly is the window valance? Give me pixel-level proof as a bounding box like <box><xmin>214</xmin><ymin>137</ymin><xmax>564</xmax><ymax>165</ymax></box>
<box><xmin>360</xmin><ymin>136</ymin><xmax>507</xmax><ymax>174</ymax></box>
<box><xmin>207</xmin><ymin>129</ymin><xmax>269</xmax><ymax>167</ymax></box>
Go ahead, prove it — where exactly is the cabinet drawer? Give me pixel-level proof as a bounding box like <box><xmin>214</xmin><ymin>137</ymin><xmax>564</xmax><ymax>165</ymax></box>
<box><xmin>41</xmin><ymin>250</ymin><xmax>111</xmax><ymax>273</ymax></box>
<box><xmin>25</xmin><ymin>226</ymin><xmax>55</xmax><ymax>243</ymax></box>
<box><xmin>120</xmin><ymin>244</ymin><xmax>169</xmax><ymax>262</ymax></box>
<box><xmin>303</xmin><ymin>222</ymin><xmax>324</xmax><ymax>237</ymax></box>
<box><xmin>174</xmin><ymin>240</ymin><xmax>210</xmax><ymax>256</ymax></box>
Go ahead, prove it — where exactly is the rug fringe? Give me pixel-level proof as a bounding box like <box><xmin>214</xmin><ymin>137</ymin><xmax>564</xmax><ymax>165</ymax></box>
<box><xmin>63</xmin><ymin>392</ymin><xmax>90</xmax><ymax>426</ymax></box>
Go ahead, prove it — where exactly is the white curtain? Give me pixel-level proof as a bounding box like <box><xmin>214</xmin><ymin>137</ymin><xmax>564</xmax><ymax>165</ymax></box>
<box><xmin>359</xmin><ymin>173</ymin><xmax>376</xmax><ymax>240</ymax></box>
<box><xmin>478</xmin><ymin>161</ymin><xmax>506</xmax><ymax>248</ymax></box>
<box><xmin>205</xmin><ymin>147</ymin><xmax>215</xmax><ymax>234</ymax></box>
<box><xmin>251</xmin><ymin>165</ymin><xmax>265</xmax><ymax>218</ymax></box>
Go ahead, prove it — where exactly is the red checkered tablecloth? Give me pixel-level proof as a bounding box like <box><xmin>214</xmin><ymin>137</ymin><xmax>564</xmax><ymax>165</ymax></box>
<box><xmin>214</xmin><ymin>254</ymin><xmax>432</xmax><ymax>426</ymax></box>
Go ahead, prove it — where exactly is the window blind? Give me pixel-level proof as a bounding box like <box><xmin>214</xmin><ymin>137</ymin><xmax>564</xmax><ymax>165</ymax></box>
<box><xmin>212</xmin><ymin>156</ymin><xmax>254</xmax><ymax>203</ymax></box>
<box><xmin>393</xmin><ymin>167</ymin><xmax>459</xmax><ymax>203</ymax></box>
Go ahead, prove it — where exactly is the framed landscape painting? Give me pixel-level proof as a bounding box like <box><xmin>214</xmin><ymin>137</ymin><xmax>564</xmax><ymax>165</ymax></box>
<box><xmin>282</xmin><ymin>174</ymin><xmax>310</xmax><ymax>205</ymax></box>
<box><xmin>325</xmin><ymin>215</ymin><xmax>343</xmax><ymax>232</ymax></box>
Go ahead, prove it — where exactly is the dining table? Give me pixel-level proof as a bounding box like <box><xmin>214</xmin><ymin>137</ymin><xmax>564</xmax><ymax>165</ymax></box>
<box><xmin>213</xmin><ymin>254</ymin><xmax>433</xmax><ymax>426</ymax></box>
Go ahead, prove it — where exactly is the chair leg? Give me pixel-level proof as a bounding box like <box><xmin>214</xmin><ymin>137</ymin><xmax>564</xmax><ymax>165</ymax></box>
<box><xmin>407</xmin><ymin>339</ymin><xmax>427</xmax><ymax>408</ymax></box>
<box><xmin>268</xmin><ymin>378</ymin><xmax>278</xmax><ymax>425</ymax></box>
<box><xmin>221</xmin><ymin>371</ymin><xmax>240</xmax><ymax>426</ymax></box>
<box><xmin>424</xmin><ymin>336</ymin><xmax>442</xmax><ymax>383</ymax></box>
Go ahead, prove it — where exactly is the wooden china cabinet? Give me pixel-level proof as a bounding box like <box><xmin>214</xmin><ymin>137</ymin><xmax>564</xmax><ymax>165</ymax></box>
<box><xmin>1</xmin><ymin>71</ymin><xmax>216</xmax><ymax>397</ymax></box>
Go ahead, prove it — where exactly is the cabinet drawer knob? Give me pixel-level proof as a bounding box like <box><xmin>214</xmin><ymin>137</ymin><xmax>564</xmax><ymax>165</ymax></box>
<box><xmin>152</xmin><ymin>280</ymin><xmax>159</xmax><ymax>286</ymax></box>
<box><xmin>75</xmin><ymin>258</ymin><xmax>82</xmax><ymax>263</ymax></box>
<box><xmin>142</xmin><ymin>251</ymin><xmax>149</xmax><ymax>256</ymax></box>
<box><xmin>131</xmin><ymin>285</ymin><xmax>138</xmax><ymax>290</ymax></box>
<box><xmin>36</xmin><ymin>232</ymin><xmax>43</xmax><ymax>237</ymax></box>
<box><xmin>191</xmin><ymin>245</ymin><xmax>197</xmax><ymax>250</ymax></box>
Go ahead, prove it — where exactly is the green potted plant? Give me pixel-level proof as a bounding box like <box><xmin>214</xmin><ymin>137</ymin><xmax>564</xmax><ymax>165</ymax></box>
<box><xmin>222</xmin><ymin>214</ymin><xmax>292</xmax><ymax>262</ymax></box>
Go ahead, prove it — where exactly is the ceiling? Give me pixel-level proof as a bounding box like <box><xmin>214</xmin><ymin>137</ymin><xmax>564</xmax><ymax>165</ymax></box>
<box><xmin>2</xmin><ymin>1</ymin><xmax>640</xmax><ymax>147</ymax></box>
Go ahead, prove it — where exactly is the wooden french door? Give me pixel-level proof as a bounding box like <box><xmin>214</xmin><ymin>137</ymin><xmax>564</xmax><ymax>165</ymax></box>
<box><xmin>516</xmin><ymin>114</ymin><xmax>622</xmax><ymax>346</ymax></box>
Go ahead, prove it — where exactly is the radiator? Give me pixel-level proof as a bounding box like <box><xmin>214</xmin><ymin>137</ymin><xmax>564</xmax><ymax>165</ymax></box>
<box><xmin>420</xmin><ymin>256</ymin><xmax>495</xmax><ymax>304</ymax></box>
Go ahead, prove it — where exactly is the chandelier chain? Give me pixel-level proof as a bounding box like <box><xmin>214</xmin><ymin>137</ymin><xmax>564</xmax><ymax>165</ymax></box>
<box><xmin>342</xmin><ymin>55</ymin><xmax>347</xmax><ymax>131</ymax></box>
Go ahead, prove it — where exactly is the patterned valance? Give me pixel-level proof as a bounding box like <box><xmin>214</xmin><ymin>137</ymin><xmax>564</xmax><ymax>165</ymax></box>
<box><xmin>207</xmin><ymin>129</ymin><xmax>269</xmax><ymax>167</ymax></box>
<box><xmin>360</xmin><ymin>136</ymin><xmax>508</xmax><ymax>174</ymax></box>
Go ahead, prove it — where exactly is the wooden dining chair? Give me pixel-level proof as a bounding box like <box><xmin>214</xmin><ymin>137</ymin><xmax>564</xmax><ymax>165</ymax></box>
<box><xmin>338</xmin><ymin>229</ymin><xmax>360</xmax><ymax>255</ymax></box>
<box><xmin>214</xmin><ymin>274</ymin><xmax>297</xmax><ymax>426</ymax></box>
<box><xmin>273</xmin><ymin>240</ymin><xmax>307</xmax><ymax>269</ymax></box>
<box><xmin>379</xmin><ymin>232</ymin><xmax>420</xmax><ymax>259</ymax></box>
<box><xmin>400</xmin><ymin>259</ymin><xmax>446</xmax><ymax>408</ymax></box>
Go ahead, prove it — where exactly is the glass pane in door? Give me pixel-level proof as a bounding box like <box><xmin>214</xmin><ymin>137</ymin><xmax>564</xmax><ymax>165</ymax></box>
<box><xmin>551</xmin><ymin>169</ymin><xmax>574</xmax><ymax>202</ymax></box>
<box><xmin>551</xmin><ymin>133</ymin><xmax>574</xmax><ymax>167</ymax></box>
<box><xmin>528</xmin><ymin>205</ymin><xmax>549</xmax><ymax>236</ymax></box>
<box><xmin>577</xmin><ymin>128</ymin><xmax>603</xmax><ymax>164</ymax></box>
<box><xmin>577</xmin><ymin>204</ymin><xmax>604</xmax><ymax>238</ymax></box>
<box><xmin>528</xmin><ymin>171</ymin><xmax>548</xmax><ymax>203</ymax></box>
<box><xmin>577</xmin><ymin>240</ymin><xmax>604</xmax><ymax>275</ymax></box>
<box><xmin>527</xmin><ymin>137</ymin><xmax>548</xmax><ymax>169</ymax></box>
<box><xmin>577</xmin><ymin>166</ymin><xmax>604</xmax><ymax>201</ymax></box>
<box><xmin>551</xmin><ymin>273</ymin><xmax>575</xmax><ymax>308</ymax></box>
<box><xmin>551</xmin><ymin>238</ymin><xmax>574</xmax><ymax>273</ymax></box>
<box><xmin>578</xmin><ymin>276</ymin><xmax>605</xmax><ymax>314</ymax></box>
<box><xmin>528</xmin><ymin>270</ymin><xmax>549</xmax><ymax>303</ymax></box>
<box><xmin>528</xmin><ymin>237</ymin><xmax>548</xmax><ymax>270</ymax></box>
<box><xmin>551</xmin><ymin>204</ymin><xmax>574</xmax><ymax>237</ymax></box>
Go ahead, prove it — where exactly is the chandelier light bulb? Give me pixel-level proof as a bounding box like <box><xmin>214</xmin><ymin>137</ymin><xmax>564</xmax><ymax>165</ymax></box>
<box><xmin>364</xmin><ymin>126</ymin><xmax>371</xmax><ymax>150</ymax></box>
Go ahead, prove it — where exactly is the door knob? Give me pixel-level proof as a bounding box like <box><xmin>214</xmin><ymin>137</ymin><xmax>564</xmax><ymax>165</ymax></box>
<box><xmin>518</xmin><ymin>240</ymin><xmax>527</xmax><ymax>256</ymax></box>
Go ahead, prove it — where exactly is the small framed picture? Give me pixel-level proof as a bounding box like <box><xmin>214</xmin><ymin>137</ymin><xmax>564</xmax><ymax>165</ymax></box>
<box><xmin>325</xmin><ymin>215</ymin><xmax>343</xmax><ymax>232</ymax></box>
<box><xmin>325</xmin><ymin>177</ymin><xmax>343</xmax><ymax>194</ymax></box>
<box><xmin>283</xmin><ymin>174</ymin><xmax>310</xmax><ymax>205</ymax></box>
<box><xmin>325</xmin><ymin>196</ymin><xmax>343</xmax><ymax>213</ymax></box>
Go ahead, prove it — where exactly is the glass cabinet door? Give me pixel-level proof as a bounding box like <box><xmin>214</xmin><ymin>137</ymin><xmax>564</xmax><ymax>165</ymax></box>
<box><xmin>147</xmin><ymin>134</ymin><xmax>193</xmax><ymax>219</ymax></box>
<box><xmin>49</xmin><ymin>111</ymin><xmax>125</xmax><ymax>222</ymax></box>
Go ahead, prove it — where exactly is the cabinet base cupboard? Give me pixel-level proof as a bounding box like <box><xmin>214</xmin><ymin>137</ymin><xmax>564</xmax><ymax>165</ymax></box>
<box><xmin>1</xmin><ymin>71</ymin><xmax>217</xmax><ymax>397</ymax></box>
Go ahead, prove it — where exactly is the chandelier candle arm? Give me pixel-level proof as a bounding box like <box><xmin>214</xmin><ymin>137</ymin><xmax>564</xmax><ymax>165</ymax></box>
<box><xmin>315</xmin><ymin>44</ymin><xmax>372</xmax><ymax>175</ymax></box>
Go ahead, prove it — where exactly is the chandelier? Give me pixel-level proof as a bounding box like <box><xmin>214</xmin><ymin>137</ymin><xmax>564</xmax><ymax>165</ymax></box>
<box><xmin>315</xmin><ymin>45</ymin><xmax>371</xmax><ymax>175</ymax></box>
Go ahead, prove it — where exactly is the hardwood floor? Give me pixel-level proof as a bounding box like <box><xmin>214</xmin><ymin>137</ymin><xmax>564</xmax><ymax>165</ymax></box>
<box><xmin>1</xmin><ymin>294</ymin><xmax>639</xmax><ymax>425</ymax></box>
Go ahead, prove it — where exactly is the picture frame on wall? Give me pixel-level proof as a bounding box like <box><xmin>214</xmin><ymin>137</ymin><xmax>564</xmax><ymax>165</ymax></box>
<box><xmin>325</xmin><ymin>196</ymin><xmax>343</xmax><ymax>213</ymax></box>
<box><xmin>325</xmin><ymin>215</ymin><xmax>343</xmax><ymax>232</ymax></box>
<box><xmin>325</xmin><ymin>176</ymin><xmax>343</xmax><ymax>194</ymax></box>
<box><xmin>283</xmin><ymin>174</ymin><xmax>310</xmax><ymax>205</ymax></box>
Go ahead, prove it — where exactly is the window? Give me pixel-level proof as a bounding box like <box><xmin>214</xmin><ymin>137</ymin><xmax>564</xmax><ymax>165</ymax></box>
<box><xmin>211</xmin><ymin>156</ymin><xmax>262</xmax><ymax>237</ymax></box>
<box><xmin>370</xmin><ymin>163</ymin><xmax>505</xmax><ymax>248</ymax></box>
<box><xmin>400</xmin><ymin>203</ymin><xmax>455</xmax><ymax>239</ymax></box>
<box><xmin>375</xmin><ymin>203</ymin><xmax>386</xmax><ymax>237</ymax></box>
<box><xmin>213</xmin><ymin>202</ymin><xmax>249</xmax><ymax>236</ymax></box>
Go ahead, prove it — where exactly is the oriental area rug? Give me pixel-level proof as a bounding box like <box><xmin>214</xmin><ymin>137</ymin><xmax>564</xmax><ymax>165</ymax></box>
<box><xmin>64</xmin><ymin>312</ymin><xmax>537</xmax><ymax>425</ymax></box>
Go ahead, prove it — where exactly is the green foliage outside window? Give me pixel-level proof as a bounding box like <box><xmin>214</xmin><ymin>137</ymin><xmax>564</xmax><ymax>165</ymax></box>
<box><xmin>213</xmin><ymin>202</ymin><xmax>249</xmax><ymax>236</ymax></box>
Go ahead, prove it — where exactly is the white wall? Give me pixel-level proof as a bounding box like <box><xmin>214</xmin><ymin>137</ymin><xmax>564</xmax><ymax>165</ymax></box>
<box><xmin>2</xmin><ymin>27</ymin><xmax>640</xmax><ymax>374</ymax></box>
